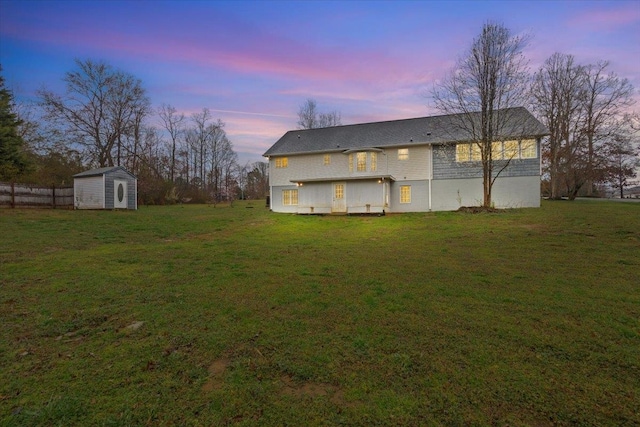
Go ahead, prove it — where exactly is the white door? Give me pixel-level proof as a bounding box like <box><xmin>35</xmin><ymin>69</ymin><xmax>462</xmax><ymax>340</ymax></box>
<box><xmin>332</xmin><ymin>182</ymin><xmax>346</xmax><ymax>213</ymax></box>
<box><xmin>114</xmin><ymin>179</ymin><xmax>128</xmax><ymax>209</ymax></box>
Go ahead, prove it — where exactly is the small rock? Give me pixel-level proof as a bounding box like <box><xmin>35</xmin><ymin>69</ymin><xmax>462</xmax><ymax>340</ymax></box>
<box><xmin>125</xmin><ymin>321</ymin><xmax>144</xmax><ymax>331</ymax></box>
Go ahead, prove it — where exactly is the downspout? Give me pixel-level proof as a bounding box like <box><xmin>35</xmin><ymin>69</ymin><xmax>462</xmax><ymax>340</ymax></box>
<box><xmin>428</xmin><ymin>145</ymin><xmax>433</xmax><ymax>211</ymax></box>
<box><xmin>267</xmin><ymin>157</ymin><xmax>272</xmax><ymax>210</ymax></box>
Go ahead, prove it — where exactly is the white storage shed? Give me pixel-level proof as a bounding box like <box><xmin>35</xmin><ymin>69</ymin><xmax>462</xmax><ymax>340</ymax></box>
<box><xmin>73</xmin><ymin>166</ymin><xmax>137</xmax><ymax>210</ymax></box>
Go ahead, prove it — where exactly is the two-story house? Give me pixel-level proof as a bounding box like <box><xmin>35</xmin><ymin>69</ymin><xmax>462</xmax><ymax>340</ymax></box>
<box><xmin>263</xmin><ymin>107</ymin><xmax>548</xmax><ymax>214</ymax></box>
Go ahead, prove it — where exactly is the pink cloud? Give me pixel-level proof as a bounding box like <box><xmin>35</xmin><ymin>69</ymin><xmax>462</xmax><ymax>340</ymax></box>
<box><xmin>1</xmin><ymin>6</ymin><xmax>420</xmax><ymax>90</ymax></box>
<box><xmin>568</xmin><ymin>3</ymin><xmax>640</xmax><ymax>31</ymax></box>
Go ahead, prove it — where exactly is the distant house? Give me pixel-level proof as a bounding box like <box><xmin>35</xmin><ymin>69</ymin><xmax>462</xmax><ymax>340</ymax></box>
<box><xmin>73</xmin><ymin>166</ymin><xmax>137</xmax><ymax>210</ymax></box>
<box><xmin>264</xmin><ymin>107</ymin><xmax>548</xmax><ymax>213</ymax></box>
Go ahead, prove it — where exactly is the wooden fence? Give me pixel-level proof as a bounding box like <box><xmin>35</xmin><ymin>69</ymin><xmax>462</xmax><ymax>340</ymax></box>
<box><xmin>0</xmin><ymin>182</ymin><xmax>74</xmax><ymax>209</ymax></box>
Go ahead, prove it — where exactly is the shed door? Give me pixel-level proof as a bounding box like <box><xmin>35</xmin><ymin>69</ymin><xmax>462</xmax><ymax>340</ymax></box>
<box><xmin>114</xmin><ymin>179</ymin><xmax>128</xmax><ymax>209</ymax></box>
<box><xmin>332</xmin><ymin>182</ymin><xmax>346</xmax><ymax>213</ymax></box>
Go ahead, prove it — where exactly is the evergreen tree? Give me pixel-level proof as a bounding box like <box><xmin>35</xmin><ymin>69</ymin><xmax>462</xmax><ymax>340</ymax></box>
<box><xmin>0</xmin><ymin>66</ymin><xmax>28</xmax><ymax>180</ymax></box>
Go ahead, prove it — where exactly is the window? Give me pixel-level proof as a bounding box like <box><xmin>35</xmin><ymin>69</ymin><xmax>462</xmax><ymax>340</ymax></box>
<box><xmin>350</xmin><ymin>152</ymin><xmax>377</xmax><ymax>172</ymax></box>
<box><xmin>323</xmin><ymin>154</ymin><xmax>331</xmax><ymax>165</ymax></box>
<box><xmin>282</xmin><ymin>189</ymin><xmax>298</xmax><ymax>206</ymax></box>
<box><xmin>492</xmin><ymin>141</ymin><xmax>503</xmax><ymax>160</ymax></box>
<box><xmin>471</xmin><ymin>143</ymin><xmax>482</xmax><ymax>161</ymax></box>
<box><xmin>400</xmin><ymin>185</ymin><xmax>411</xmax><ymax>203</ymax></box>
<box><xmin>356</xmin><ymin>152</ymin><xmax>367</xmax><ymax>171</ymax></box>
<box><xmin>504</xmin><ymin>140</ymin><xmax>519</xmax><ymax>159</ymax></box>
<box><xmin>334</xmin><ymin>183</ymin><xmax>344</xmax><ymax>199</ymax></box>
<box><xmin>520</xmin><ymin>139</ymin><xmax>537</xmax><ymax>158</ymax></box>
<box><xmin>275</xmin><ymin>157</ymin><xmax>288</xmax><ymax>168</ymax></box>
<box><xmin>456</xmin><ymin>144</ymin><xmax>470</xmax><ymax>162</ymax></box>
<box><xmin>398</xmin><ymin>148</ymin><xmax>409</xmax><ymax>160</ymax></box>
<box><xmin>456</xmin><ymin>139</ymin><xmax>538</xmax><ymax>163</ymax></box>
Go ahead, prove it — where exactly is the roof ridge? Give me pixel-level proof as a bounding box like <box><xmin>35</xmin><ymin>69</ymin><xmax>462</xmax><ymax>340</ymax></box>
<box><xmin>287</xmin><ymin>106</ymin><xmax>527</xmax><ymax>134</ymax></box>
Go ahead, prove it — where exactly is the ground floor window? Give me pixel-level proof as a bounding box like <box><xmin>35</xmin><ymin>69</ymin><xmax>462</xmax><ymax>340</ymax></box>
<box><xmin>282</xmin><ymin>189</ymin><xmax>298</xmax><ymax>205</ymax></box>
<box><xmin>400</xmin><ymin>185</ymin><xmax>411</xmax><ymax>203</ymax></box>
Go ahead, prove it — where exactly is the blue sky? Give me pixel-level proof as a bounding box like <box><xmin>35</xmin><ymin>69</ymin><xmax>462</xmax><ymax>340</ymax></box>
<box><xmin>1</xmin><ymin>0</ymin><xmax>639</xmax><ymax>164</ymax></box>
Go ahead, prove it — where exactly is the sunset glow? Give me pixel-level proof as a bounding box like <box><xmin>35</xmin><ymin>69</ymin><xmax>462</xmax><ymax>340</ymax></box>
<box><xmin>1</xmin><ymin>0</ymin><xmax>638</xmax><ymax>164</ymax></box>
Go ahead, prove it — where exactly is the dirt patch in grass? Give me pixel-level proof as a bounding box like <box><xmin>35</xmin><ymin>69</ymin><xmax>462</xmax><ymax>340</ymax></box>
<box><xmin>457</xmin><ymin>206</ymin><xmax>503</xmax><ymax>213</ymax></box>
<box><xmin>201</xmin><ymin>358</ymin><xmax>230</xmax><ymax>392</ymax></box>
<box><xmin>280</xmin><ymin>375</ymin><xmax>345</xmax><ymax>405</ymax></box>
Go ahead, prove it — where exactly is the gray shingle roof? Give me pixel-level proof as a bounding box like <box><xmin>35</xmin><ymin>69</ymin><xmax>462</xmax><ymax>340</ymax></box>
<box><xmin>73</xmin><ymin>166</ymin><xmax>135</xmax><ymax>178</ymax></box>
<box><xmin>263</xmin><ymin>107</ymin><xmax>548</xmax><ymax>157</ymax></box>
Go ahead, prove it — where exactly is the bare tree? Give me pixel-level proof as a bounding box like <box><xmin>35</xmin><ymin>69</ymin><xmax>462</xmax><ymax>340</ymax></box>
<box><xmin>580</xmin><ymin>61</ymin><xmax>635</xmax><ymax>196</ymax></box>
<box><xmin>532</xmin><ymin>56</ymin><xmax>635</xmax><ymax>199</ymax></box>
<box><xmin>109</xmin><ymin>72</ymin><xmax>149</xmax><ymax>167</ymax></box>
<box><xmin>207</xmin><ymin>123</ymin><xmax>231</xmax><ymax>201</ymax></box>
<box><xmin>432</xmin><ymin>22</ymin><xmax>531</xmax><ymax>207</ymax></box>
<box><xmin>246</xmin><ymin>161</ymin><xmax>269</xmax><ymax>199</ymax></box>
<box><xmin>297</xmin><ymin>98</ymin><xmax>318</xmax><ymax>129</ymax></box>
<box><xmin>531</xmin><ymin>53</ymin><xmax>586</xmax><ymax>199</ymax></box>
<box><xmin>39</xmin><ymin>59</ymin><xmax>149</xmax><ymax>167</ymax></box>
<box><xmin>235</xmin><ymin>162</ymin><xmax>249</xmax><ymax>200</ymax></box>
<box><xmin>158</xmin><ymin>104</ymin><xmax>185</xmax><ymax>183</ymax></box>
<box><xmin>319</xmin><ymin>111</ymin><xmax>342</xmax><ymax>128</ymax></box>
<box><xmin>604</xmin><ymin>115</ymin><xmax>640</xmax><ymax>198</ymax></box>
<box><xmin>190</xmin><ymin>108</ymin><xmax>219</xmax><ymax>190</ymax></box>
<box><xmin>297</xmin><ymin>98</ymin><xmax>342</xmax><ymax>129</ymax></box>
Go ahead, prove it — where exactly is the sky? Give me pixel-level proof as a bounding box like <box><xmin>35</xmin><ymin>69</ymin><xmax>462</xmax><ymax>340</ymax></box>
<box><xmin>1</xmin><ymin>0</ymin><xmax>639</xmax><ymax>165</ymax></box>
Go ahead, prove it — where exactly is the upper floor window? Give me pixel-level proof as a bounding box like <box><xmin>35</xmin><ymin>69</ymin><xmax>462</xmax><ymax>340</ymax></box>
<box><xmin>456</xmin><ymin>144</ymin><xmax>470</xmax><ymax>162</ymax></box>
<box><xmin>350</xmin><ymin>152</ymin><xmax>378</xmax><ymax>172</ymax></box>
<box><xmin>520</xmin><ymin>140</ymin><xmax>537</xmax><ymax>158</ymax></box>
<box><xmin>471</xmin><ymin>143</ymin><xmax>482</xmax><ymax>161</ymax></box>
<box><xmin>356</xmin><ymin>152</ymin><xmax>367</xmax><ymax>171</ymax></box>
<box><xmin>323</xmin><ymin>154</ymin><xmax>331</xmax><ymax>165</ymax></box>
<box><xmin>492</xmin><ymin>142</ymin><xmax>503</xmax><ymax>160</ymax></box>
<box><xmin>504</xmin><ymin>141</ymin><xmax>519</xmax><ymax>159</ymax></box>
<box><xmin>455</xmin><ymin>140</ymin><xmax>537</xmax><ymax>163</ymax></box>
<box><xmin>275</xmin><ymin>157</ymin><xmax>288</xmax><ymax>168</ymax></box>
<box><xmin>398</xmin><ymin>148</ymin><xmax>409</xmax><ymax>160</ymax></box>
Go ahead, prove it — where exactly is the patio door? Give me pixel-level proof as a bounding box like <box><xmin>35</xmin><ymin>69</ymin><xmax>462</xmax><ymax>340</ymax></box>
<box><xmin>332</xmin><ymin>182</ymin><xmax>346</xmax><ymax>213</ymax></box>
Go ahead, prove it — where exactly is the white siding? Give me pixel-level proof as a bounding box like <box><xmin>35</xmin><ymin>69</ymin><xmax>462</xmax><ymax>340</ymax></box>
<box><xmin>269</xmin><ymin>152</ymin><xmax>350</xmax><ymax>186</ymax></box>
<box><xmin>385</xmin><ymin>146</ymin><xmax>431</xmax><ymax>181</ymax></box>
<box><xmin>388</xmin><ymin>180</ymin><xmax>431</xmax><ymax>212</ymax></box>
<box><xmin>269</xmin><ymin>145</ymin><xmax>432</xmax><ymax>186</ymax></box>
<box><xmin>431</xmin><ymin>176</ymin><xmax>540</xmax><ymax>211</ymax></box>
<box><xmin>74</xmin><ymin>176</ymin><xmax>104</xmax><ymax>209</ymax></box>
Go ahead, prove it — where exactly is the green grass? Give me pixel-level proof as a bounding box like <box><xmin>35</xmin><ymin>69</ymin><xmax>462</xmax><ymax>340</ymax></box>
<box><xmin>1</xmin><ymin>200</ymin><xmax>639</xmax><ymax>426</ymax></box>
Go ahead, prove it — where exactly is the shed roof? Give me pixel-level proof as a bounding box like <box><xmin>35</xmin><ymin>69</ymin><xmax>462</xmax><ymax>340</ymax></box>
<box><xmin>264</xmin><ymin>107</ymin><xmax>548</xmax><ymax>157</ymax></box>
<box><xmin>73</xmin><ymin>166</ymin><xmax>136</xmax><ymax>179</ymax></box>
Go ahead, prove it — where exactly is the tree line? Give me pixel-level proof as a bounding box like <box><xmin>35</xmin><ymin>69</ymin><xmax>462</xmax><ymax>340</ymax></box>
<box><xmin>0</xmin><ymin>60</ymin><xmax>269</xmax><ymax>204</ymax></box>
<box><xmin>2</xmin><ymin>25</ymin><xmax>639</xmax><ymax>205</ymax></box>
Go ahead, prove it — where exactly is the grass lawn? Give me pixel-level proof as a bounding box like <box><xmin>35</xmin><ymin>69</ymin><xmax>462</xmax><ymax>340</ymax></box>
<box><xmin>1</xmin><ymin>200</ymin><xmax>638</xmax><ymax>426</ymax></box>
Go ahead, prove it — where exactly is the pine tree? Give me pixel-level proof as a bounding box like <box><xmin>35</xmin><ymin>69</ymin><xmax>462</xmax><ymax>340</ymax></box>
<box><xmin>0</xmin><ymin>66</ymin><xmax>28</xmax><ymax>181</ymax></box>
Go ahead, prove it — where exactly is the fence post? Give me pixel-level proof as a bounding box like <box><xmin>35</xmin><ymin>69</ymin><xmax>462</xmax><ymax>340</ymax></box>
<box><xmin>52</xmin><ymin>184</ymin><xmax>56</xmax><ymax>209</ymax></box>
<box><xmin>11</xmin><ymin>182</ymin><xmax>15</xmax><ymax>208</ymax></box>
